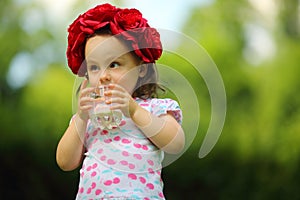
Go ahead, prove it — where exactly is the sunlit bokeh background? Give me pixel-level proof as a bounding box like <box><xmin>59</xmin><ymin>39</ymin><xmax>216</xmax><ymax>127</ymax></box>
<box><xmin>1</xmin><ymin>0</ymin><xmax>300</xmax><ymax>199</ymax></box>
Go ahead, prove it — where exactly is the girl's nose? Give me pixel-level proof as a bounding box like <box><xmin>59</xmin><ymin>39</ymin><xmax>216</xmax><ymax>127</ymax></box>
<box><xmin>99</xmin><ymin>69</ymin><xmax>111</xmax><ymax>84</ymax></box>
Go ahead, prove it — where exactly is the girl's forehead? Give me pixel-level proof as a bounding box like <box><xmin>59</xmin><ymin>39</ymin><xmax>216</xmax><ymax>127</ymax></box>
<box><xmin>85</xmin><ymin>35</ymin><xmax>130</xmax><ymax>61</ymax></box>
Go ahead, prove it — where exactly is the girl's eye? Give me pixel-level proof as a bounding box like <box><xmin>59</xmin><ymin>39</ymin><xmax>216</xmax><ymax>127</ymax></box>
<box><xmin>89</xmin><ymin>65</ymin><xmax>100</xmax><ymax>71</ymax></box>
<box><xmin>110</xmin><ymin>62</ymin><xmax>120</xmax><ymax>69</ymax></box>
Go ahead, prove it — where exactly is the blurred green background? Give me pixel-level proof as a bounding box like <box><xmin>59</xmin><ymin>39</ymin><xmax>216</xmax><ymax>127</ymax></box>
<box><xmin>1</xmin><ymin>0</ymin><xmax>300</xmax><ymax>199</ymax></box>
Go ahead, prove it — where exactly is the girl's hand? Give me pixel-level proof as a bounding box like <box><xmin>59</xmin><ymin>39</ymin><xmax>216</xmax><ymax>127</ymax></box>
<box><xmin>105</xmin><ymin>84</ymin><xmax>138</xmax><ymax>118</ymax></box>
<box><xmin>77</xmin><ymin>79</ymin><xmax>95</xmax><ymax>121</ymax></box>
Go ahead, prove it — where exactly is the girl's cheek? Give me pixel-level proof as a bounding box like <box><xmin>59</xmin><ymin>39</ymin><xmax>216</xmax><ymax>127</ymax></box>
<box><xmin>88</xmin><ymin>79</ymin><xmax>98</xmax><ymax>87</ymax></box>
<box><xmin>110</xmin><ymin>74</ymin><xmax>124</xmax><ymax>85</ymax></box>
<box><xmin>88</xmin><ymin>74</ymin><xmax>100</xmax><ymax>84</ymax></box>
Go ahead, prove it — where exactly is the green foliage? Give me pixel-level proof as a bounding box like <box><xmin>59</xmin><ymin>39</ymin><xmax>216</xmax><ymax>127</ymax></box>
<box><xmin>20</xmin><ymin>66</ymin><xmax>74</xmax><ymax>141</ymax></box>
<box><xmin>162</xmin><ymin>0</ymin><xmax>300</xmax><ymax>199</ymax></box>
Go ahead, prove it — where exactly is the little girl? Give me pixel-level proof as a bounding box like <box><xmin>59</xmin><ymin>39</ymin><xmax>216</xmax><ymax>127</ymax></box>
<box><xmin>56</xmin><ymin>3</ymin><xmax>185</xmax><ymax>200</ymax></box>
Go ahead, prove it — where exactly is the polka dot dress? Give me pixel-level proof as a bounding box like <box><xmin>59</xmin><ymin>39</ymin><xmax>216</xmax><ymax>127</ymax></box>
<box><xmin>75</xmin><ymin>98</ymin><xmax>182</xmax><ymax>200</ymax></box>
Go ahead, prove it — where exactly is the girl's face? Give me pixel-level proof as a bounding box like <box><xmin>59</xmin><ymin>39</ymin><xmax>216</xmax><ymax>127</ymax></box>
<box><xmin>85</xmin><ymin>34</ymin><xmax>143</xmax><ymax>94</ymax></box>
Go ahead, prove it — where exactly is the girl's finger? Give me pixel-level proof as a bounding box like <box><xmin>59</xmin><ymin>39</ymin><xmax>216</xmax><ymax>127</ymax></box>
<box><xmin>107</xmin><ymin>83</ymin><xmax>126</xmax><ymax>92</ymax></box>
<box><xmin>106</xmin><ymin>97</ymin><xmax>124</xmax><ymax>105</ymax></box>
<box><xmin>79</xmin><ymin>79</ymin><xmax>90</xmax><ymax>98</ymax></box>
<box><xmin>107</xmin><ymin>83</ymin><xmax>116</xmax><ymax>90</ymax></box>
<box><xmin>80</xmin><ymin>96</ymin><xmax>94</xmax><ymax>104</ymax></box>
<box><xmin>79</xmin><ymin>79</ymin><xmax>96</xmax><ymax>97</ymax></box>
<box><xmin>80</xmin><ymin>87</ymin><xmax>95</xmax><ymax>99</ymax></box>
<box><xmin>79</xmin><ymin>105</ymin><xmax>93</xmax><ymax>111</ymax></box>
<box><xmin>106</xmin><ymin>84</ymin><xmax>127</xmax><ymax>97</ymax></box>
<box><xmin>80</xmin><ymin>79</ymin><xmax>88</xmax><ymax>91</ymax></box>
<box><xmin>106</xmin><ymin>90</ymin><xmax>125</xmax><ymax>98</ymax></box>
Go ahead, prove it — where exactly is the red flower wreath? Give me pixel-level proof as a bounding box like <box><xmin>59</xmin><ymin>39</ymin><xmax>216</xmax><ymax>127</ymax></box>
<box><xmin>66</xmin><ymin>3</ymin><xmax>163</xmax><ymax>76</ymax></box>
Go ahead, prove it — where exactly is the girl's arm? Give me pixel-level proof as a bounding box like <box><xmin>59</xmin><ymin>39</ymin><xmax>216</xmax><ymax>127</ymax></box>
<box><xmin>130</xmin><ymin>100</ymin><xmax>185</xmax><ymax>154</ymax></box>
<box><xmin>56</xmin><ymin>79</ymin><xmax>94</xmax><ymax>171</ymax></box>
<box><xmin>56</xmin><ymin>115</ymin><xmax>86</xmax><ymax>171</ymax></box>
<box><xmin>107</xmin><ymin>84</ymin><xmax>185</xmax><ymax>154</ymax></box>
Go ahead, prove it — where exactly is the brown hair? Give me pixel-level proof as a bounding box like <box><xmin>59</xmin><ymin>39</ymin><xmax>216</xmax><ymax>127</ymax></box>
<box><xmin>132</xmin><ymin>63</ymin><xmax>162</xmax><ymax>99</ymax></box>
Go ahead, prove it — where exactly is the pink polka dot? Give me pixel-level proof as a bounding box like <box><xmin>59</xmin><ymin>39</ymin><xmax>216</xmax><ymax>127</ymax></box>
<box><xmin>134</xmin><ymin>143</ymin><xmax>141</xmax><ymax>148</ymax></box>
<box><xmin>147</xmin><ymin>160</ymin><xmax>154</xmax><ymax>166</ymax></box>
<box><xmin>91</xmin><ymin>171</ymin><xmax>97</xmax><ymax>177</ymax></box>
<box><xmin>91</xmin><ymin>182</ymin><xmax>96</xmax><ymax>189</ymax></box>
<box><xmin>159</xmin><ymin>192</ymin><xmax>164</xmax><ymax>198</ymax></box>
<box><xmin>119</xmin><ymin>120</ymin><xmax>126</xmax><ymax>126</ymax></box>
<box><xmin>79</xmin><ymin>187</ymin><xmax>84</xmax><ymax>194</ymax></box>
<box><xmin>113</xmin><ymin>136</ymin><xmax>121</xmax><ymax>141</ymax></box>
<box><xmin>97</xmin><ymin>148</ymin><xmax>103</xmax><ymax>154</ymax></box>
<box><xmin>133</xmin><ymin>154</ymin><xmax>142</xmax><ymax>160</ymax></box>
<box><xmin>144</xmin><ymin>198</ymin><xmax>150</xmax><ymax>200</ymax></box>
<box><xmin>87</xmin><ymin>187</ymin><xmax>92</xmax><ymax>194</ymax></box>
<box><xmin>142</xmin><ymin>145</ymin><xmax>148</xmax><ymax>150</ymax></box>
<box><xmin>139</xmin><ymin>176</ymin><xmax>146</xmax><ymax>184</ymax></box>
<box><xmin>146</xmin><ymin>183</ymin><xmax>154</xmax><ymax>190</ymax></box>
<box><xmin>104</xmin><ymin>180</ymin><xmax>112</xmax><ymax>186</ymax></box>
<box><xmin>113</xmin><ymin>177</ymin><xmax>120</xmax><ymax>184</ymax></box>
<box><xmin>95</xmin><ymin>189</ymin><xmax>102</xmax><ymax>195</ymax></box>
<box><xmin>107</xmin><ymin>159</ymin><xmax>116</xmax><ymax>165</ymax></box>
<box><xmin>128</xmin><ymin>173</ymin><xmax>137</xmax><ymax>180</ymax></box>
<box><xmin>148</xmin><ymin>168</ymin><xmax>155</xmax><ymax>174</ymax></box>
<box><xmin>128</xmin><ymin>163</ymin><xmax>135</xmax><ymax>169</ymax></box>
<box><xmin>120</xmin><ymin>160</ymin><xmax>128</xmax><ymax>165</ymax></box>
<box><xmin>104</xmin><ymin>138</ymin><xmax>112</xmax><ymax>143</ymax></box>
<box><xmin>121</xmin><ymin>138</ymin><xmax>131</xmax><ymax>144</ymax></box>
<box><xmin>101</xmin><ymin>130</ymin><xmax>108</xmax><ymax>135</ymax></box>
<box><xmin>92</xmin><ymin>163</ymin><xmax>98</xmax><ymax>169</ymax></box>
<box><xmin>100</xmin><ymin>155</ymin><xmax>106</xmax><ymax>161</ymax></box>
<box><xmin>87</xmin><ymin>166</ymin><xmax>92</xmax><ymax>171</ymax></box>
<box><xmin>92</xmin><ymin>130</ymin><xmax>98</xmax><ymax>136</ymax></box>
<box><xmin>122</xmin><ymin>151</ymin><xmax>129</xmax><ymax>156</ymax></box>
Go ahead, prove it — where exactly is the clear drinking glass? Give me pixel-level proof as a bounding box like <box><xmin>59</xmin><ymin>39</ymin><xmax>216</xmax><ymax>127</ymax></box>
<box><xmin>89</xmin><ymin>85</ymin><xmax>122</xmax><ymax>129</ymax></box>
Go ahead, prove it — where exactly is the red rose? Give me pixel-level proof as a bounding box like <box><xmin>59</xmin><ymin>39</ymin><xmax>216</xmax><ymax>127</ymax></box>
<box><xmin>67</xmin><ymin>4</ymin><xmax>119</xmax><ymax>75</ymax></box>
<box><xmin>82</xmin><ymin>4</ymin><xmax>120</xmax><ymax>31</ymax></box>
<box><xmin>66</xmin><ymin>3</ymin><xmax>163</xmax><ymax>76</ymax></box>
<box><xmin>141</xmin><ymin>28</ymin><xmax>162</xmax><ymax>62</ymax></box>
<box><xmin>110</xmin><ymin>9</ymin><xmax>161</xmax><ymax>63</ymax></box>
<box><xmin>110</xmin><ymin>8</ymin><xmax>148</xmax><ymax>34</ymax></box>
<box><xmin>129</xmin><ymin>28</ymin><xmax>162</xmax><ymax>63</ymax></box>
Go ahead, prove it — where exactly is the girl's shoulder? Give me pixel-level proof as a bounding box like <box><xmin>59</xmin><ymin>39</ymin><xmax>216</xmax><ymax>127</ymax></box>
<box><xmin>135</xmin><ymin>97</ymin><xmax>178</xmax><ymax>104</ymax></box>
<box><xmin>135</xmin><ymin>98</ymin><xmax>182</xmax><ymax>124</ymax></box>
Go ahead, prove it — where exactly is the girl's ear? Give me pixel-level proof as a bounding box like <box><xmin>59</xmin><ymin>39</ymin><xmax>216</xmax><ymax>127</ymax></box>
<box><xmin>139</xmin><ymin>64</ymin><xmax>148</xmax><ymax>78</ymax></box>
